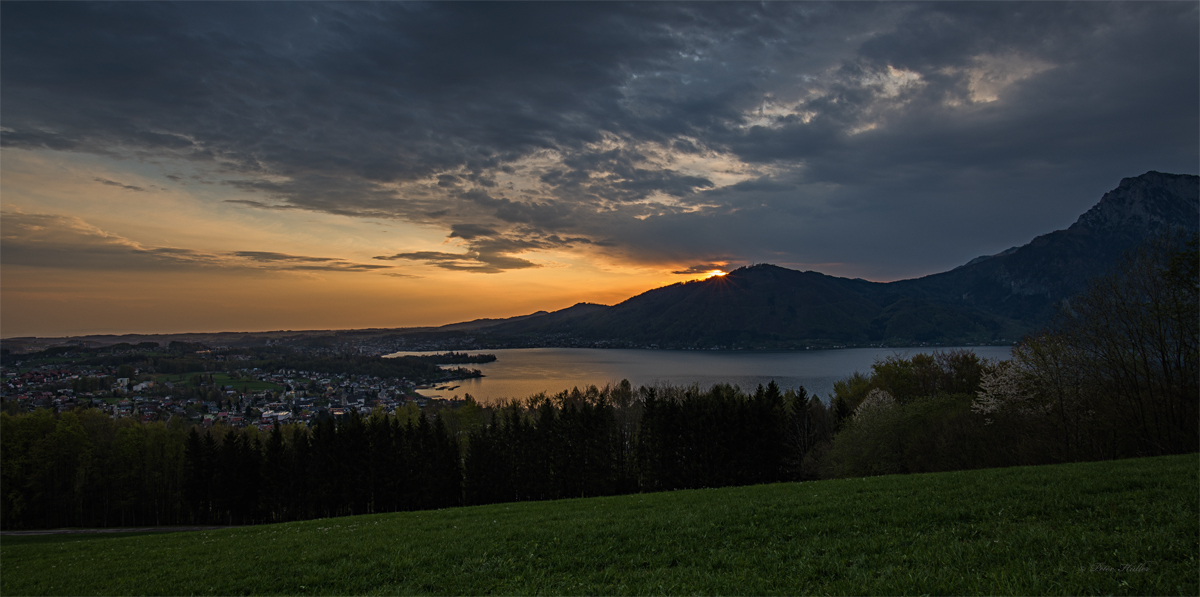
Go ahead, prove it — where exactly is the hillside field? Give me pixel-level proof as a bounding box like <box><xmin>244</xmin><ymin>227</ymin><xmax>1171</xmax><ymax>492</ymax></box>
<box><xmin>2</xmin><ymin>454</ymin><xmax>1196</xmax><ymax>595</ymax></box>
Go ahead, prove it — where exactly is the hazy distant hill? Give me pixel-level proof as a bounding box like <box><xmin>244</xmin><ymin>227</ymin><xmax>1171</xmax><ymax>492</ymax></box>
<box><xmin>477</xmin><ymin>171</ymin><xmax>1199</xmax><ymax>348</ymax></box>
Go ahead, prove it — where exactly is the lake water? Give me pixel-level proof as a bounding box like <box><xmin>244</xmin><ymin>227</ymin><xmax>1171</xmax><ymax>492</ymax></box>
<box><xmin>387</xmin><ymin>346</ymin><xmax>1014</xmax><ymax>404</ymax></box>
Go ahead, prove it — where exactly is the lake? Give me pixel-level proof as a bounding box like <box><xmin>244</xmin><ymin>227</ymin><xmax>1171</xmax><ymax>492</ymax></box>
<box><xmin>386</xmin><ymin>346</ymin><xmax>1014</xmax><ymax>404</ymax></box>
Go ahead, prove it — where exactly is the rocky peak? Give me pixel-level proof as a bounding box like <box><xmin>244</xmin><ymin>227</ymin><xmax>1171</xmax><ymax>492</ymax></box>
<box><xmin>1072</xmin><ymin>171</ymin><xmax>1199</xmax><ymax>235</ymax></box>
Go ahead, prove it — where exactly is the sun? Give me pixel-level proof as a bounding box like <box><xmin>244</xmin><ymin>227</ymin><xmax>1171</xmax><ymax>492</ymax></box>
<box><xmin>703</xmin><ymin>269</ymin><xmax>728</xmax><ymax>279</ymax></box>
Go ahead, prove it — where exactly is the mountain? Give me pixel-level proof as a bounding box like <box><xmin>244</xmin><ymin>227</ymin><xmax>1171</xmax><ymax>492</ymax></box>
<box><xmin>434</xmin><ymin>311</ymin><xmax>551</xmax><ymax>332</ymax></box>
<box><xmin>458</xmin><ymin>171</ymin><xmax>1198</xmax><ymax>349</ymax></box>
<box><xmin>488</xmin><ymin>267</ymin><xmax>889</xmax><ymax>346</ymax></box>
<box><xmin>10</xmin><ymin>172</ymin><xmax>1192</xmax><ymax>352</ymax></box>
<box><xmin>484</xmin><ymin>265</ymin><xmax>1014</xmax><ymax>348</ymax></box>
<box><xmin>888</xmin><ymin>171</ymin><xmax>1199</xmax><ymax>323</ymax></box>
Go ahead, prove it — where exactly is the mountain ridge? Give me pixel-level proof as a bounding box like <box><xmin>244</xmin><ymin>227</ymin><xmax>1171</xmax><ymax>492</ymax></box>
<box><xmin>5</xmin><ymin>171</ymin><xmax>1195</xmax><ymax>352</ymax></box>
<box><xmin>468</xmin><ymin>171</ymin><xmax>1198</xmax><ymax>348</ymax></box>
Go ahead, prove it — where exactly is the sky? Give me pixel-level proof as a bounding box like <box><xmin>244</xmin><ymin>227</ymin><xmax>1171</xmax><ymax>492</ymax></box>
<box><xmin>2</xmin><ymin>1</ymin><xmax>1197</xmax><ymax>338</ymax></box>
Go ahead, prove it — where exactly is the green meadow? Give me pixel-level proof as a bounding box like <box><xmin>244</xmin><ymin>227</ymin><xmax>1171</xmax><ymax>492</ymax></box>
<box><xmin>3</xmin><ymin>454</ymin><xmax>1196</xmax><ymax>596</ymax></box>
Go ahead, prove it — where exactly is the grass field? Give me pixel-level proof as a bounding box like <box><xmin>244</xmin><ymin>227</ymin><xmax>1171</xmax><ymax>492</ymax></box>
<box><xmin>2</xmin><ymin>454</ymin><xmax>1196</xmax><ymax>595</ymax></box>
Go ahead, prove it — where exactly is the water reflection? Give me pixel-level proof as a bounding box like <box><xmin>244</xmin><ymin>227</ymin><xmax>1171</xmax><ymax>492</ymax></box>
<box><xmin>387</xmin><ymin>346</ymin><xmax>1014</xmax><ymax>404</ymax></box>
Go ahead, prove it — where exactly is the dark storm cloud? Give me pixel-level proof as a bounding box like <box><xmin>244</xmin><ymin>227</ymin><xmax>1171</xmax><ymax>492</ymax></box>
<box><xmin>726</xmin><ymin>3</ymin><xmax>1198</xmax><ymax>174</ymax></box>
<box><xmin>2</xmin><ymin>2</ymin><xmax>690</xmax><ymax>175</ymax></box>
<box><xmin>374</xmin><ymin>232</ymin><xmax>592</xmax><ymax>273</ymax></box>
<box><xmin>448</xmin><ymin>224</ymin><xmax>499</xmax><ymax>241</ymax></box>
<box><xmin>2</xmin><ymin>2</ymin><xmax>1196</xmax><ymax>278</ymax></box>
<box><xmin>222</xmin><ymin>199</ymin><xmax>301</xmax><ymax>212</ymax></box>
<box><xmin>540</xmin><ymin>147</ymin><xmax>716</xmax><ymax>203</ymax></box>
<box><xmin>223</xmin><ymin>175</ymin><xmax>411</xmax><ymax>219</ymax></box>
<box><xmin>94</xmin><ymin>178</ymin><xmax>146</xmax><ymax>192</ymax></box>
<box><xmin>373</xmin><ymin>249</ymin><xmax>539</xmax><ymax>275</ymax></box>
<box><xmin>231</xmin><ymin>251</ymin><xmax>393</xmax><ymax>271</ymax></box>
<box><xmin>233</xmin><ymin>251</ymin><xmax>337</xmax><ymax>264</ymax></box>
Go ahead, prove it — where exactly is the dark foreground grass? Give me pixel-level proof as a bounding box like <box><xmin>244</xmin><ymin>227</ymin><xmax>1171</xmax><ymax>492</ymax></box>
<box><xmin>1</xmin><ymin>531</ymin><xmax>179</xmax><ymax>547</ymax></box>
<box><xmin>3</xmin><ymin>454</ymin><xmax>1196</xmax><ymax>595</ymax></box>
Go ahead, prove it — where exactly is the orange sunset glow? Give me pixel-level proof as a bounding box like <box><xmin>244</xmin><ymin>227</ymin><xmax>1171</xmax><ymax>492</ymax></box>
<box><xmin>2</xmin><ymin>2</ymin><xmax>1196</xmax><ymax>338</ymax></box>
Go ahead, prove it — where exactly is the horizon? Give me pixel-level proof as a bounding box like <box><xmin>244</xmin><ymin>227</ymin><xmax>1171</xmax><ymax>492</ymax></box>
<box><xmin>0</xmin><ymin>260</ymin><xmax>941</xmax><ymax>339</ymax></box>
<box><xmin>3</xmin><ymin>2</ymin><xmax>1197</xmax><ymax>338</ymax></box>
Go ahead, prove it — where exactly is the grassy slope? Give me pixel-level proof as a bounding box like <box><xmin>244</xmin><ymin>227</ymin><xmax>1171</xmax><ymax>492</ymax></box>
<box><xmin>3</xmin><ymin>454</ymin><xmax>1196</xmax><ymax>596</ymax></box>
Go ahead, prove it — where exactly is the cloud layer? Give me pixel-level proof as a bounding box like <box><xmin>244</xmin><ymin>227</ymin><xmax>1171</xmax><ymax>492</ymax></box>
<box><xmin>2</xmin><ymin>2</ymin><xmax>1197</xmax><ymax>280</ymax></box>
<box><xmin>1</xmin><ymin>211</ymin><xmax>396</xmax><ymax>274</ymax></box>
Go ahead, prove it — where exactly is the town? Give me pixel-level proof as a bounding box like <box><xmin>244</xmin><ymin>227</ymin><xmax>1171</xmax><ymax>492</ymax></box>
<box><xmin>0</xmin><ymin>342</ymin><xmax>490</xmax><ymax>430</ymax></box>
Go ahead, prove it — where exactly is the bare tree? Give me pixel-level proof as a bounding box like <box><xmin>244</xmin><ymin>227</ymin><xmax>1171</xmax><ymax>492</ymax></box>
<box><xmin>979</xmin><ymin>232</ymin><xmax>1199</xmax><ymax>459</ymax></box>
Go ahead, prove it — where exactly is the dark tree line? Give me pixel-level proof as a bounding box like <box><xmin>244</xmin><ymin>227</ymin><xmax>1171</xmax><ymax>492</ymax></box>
<box><xmin>637</xmin><ymin>383</ymin><xmax>788</xmax><ymax>491</ymax></box>
<box><xmin>1</xmin><ymin>409</ymin><xmax>188</xmax><ymax>529</ymax></box>
<box><xmin>1</xmin><ymin>408</ymin><xmax>465</xmax><ymax>530</ymax></box>
<box><xmin>180</xmin><ymin>412</ymin><xmax>461</xmax><ymax>525</ymax></box>
<box><xmin>2</xmin><ymin>381</ymin><xmax>834</xmax><ymax>530</ymax></box>
<box><xmin>0</xmin><ymin>370</ymin><xmax>996</xmax><ymax>530</ymax></box>
<box><xmin>465</xmin><ymin>395</ymin><xmax>631</xmax><ymax>504</ymax></box>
